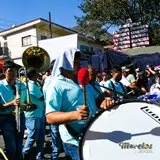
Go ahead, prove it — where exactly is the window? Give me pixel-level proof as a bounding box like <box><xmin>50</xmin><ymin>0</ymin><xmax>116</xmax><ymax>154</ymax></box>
<box><xmin>0</xmin><ymin>47</ymin><xmax>3</xmax><ymax>56</ymax></box>
<box><xmin>4</xmin><ymin>42</ymin><xmax>8</xmax><ymax>47</ymax></box>
<box><xmin>80</xmin><ymin>45</ymin><xmax>89</xmax><ymax>53</ymax></box>
<box><xmin>0</xmin><ymin>42</ymin><xmax>8</xmax><ymax>56</ymax></box>
<box><xmin>40</xmin><ymin>35</ymin><xmax>47</xmax><ymax>40</ymax></box>
<box><xmin>22</xmin><ymin>35</ymin><xmax>31</xmax><ymax>46</ymax></box>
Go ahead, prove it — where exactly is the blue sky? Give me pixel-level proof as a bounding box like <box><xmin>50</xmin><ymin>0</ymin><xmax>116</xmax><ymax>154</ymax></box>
<box><xmin>0</xmin><ymin>0</ymin><xmax>117</xmax><ymax>33</ymax></box>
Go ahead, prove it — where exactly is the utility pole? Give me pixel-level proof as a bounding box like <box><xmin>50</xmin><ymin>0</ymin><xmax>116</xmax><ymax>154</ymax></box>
<box><xmin>128</xmin><ymin>26</ymin><xmax>132</xmax><ymax>48</ymax></box>
<box><xmin>49</xmin><ymin>12</ymin><xmax>52</xmax><ymax>38</ymax></box>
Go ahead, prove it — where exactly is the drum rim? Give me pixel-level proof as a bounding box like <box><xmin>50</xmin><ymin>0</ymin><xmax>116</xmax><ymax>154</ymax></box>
<box><xmin>78</xmin><ymin>99</ymin><xmax>160</xmax><ymax>160</ymax></box>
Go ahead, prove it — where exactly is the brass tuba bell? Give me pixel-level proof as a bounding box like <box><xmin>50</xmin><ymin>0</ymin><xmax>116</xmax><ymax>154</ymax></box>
<box><xmin>22</xmin><ymin>46</ymin><xmax>50</xmax><ymax>72</ymax></box>
<box><xmin>17</xmin><ymin>46</ymin><xmax>50</xmax><ymax>113</ymax></box>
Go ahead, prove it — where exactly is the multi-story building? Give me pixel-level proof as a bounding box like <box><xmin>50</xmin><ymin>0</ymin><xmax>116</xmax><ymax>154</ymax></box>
<box><xmin>0</xmin><ymin>18</ymin><xmax>104</xmax><ymax>65</ymax></box>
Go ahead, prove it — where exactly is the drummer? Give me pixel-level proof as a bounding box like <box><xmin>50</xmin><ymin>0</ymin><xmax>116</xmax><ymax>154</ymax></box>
<box><xmin>45</xmin><ymin>48</ymin><xmax>114</xmax><ymax>160</ymax></box>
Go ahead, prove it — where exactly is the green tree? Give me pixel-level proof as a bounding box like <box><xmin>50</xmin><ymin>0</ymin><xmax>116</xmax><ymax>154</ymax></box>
<box><xmin>149</xmin><ymin>23</ymin><xmax>160</xmax><ymax>45</ymax></box>
<box><xmin>76</xmin><ymin>0</ymin><xmax>160</xmax><ymax>45</ymax></box>
<box><xmin>73</xmin><ymin>20</ymin><xmax>112</xmax><ymax>45</ymax></box>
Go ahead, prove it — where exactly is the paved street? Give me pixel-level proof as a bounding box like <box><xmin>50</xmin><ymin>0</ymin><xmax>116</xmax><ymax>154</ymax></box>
<box><xmin>0</xmin><ymin>126</ymin><xmax>67</xmax><ymax>160</ymax></box>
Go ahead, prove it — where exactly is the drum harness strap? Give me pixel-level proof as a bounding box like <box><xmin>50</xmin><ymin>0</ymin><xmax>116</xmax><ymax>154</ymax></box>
<box><xmin>110</xmin><ymin>80</ymin><xmax>126</xmax><ymax>99</ymax></box>
<box><xmin>91</xmin><ymin>83</ymin><xmax>102</xmax><ymax>95</ymax></box>
<box><xmin>65</xmin><ymin>124</ymin><xmax>79</xmax><ymax>140</ymax></box>
<box><xmin>90</xmin><ymin>83</ymin><xmax>106</xmax><ymax>106</ymax></box>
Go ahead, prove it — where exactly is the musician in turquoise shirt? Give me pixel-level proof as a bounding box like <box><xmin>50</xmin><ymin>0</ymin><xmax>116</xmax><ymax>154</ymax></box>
<box><xmin>23</xmin><ymin>68</ymin><xmax>45</xmax><ymax>160</ymax></box>
<box><xmin>0</xmin><ymin>79</ymin><xmax>27</xmax><ymax>114</ymax></box>
<box><xmin>0</xmin><ymin>61</ymin><xmax>26</xmax><ymax>160</ymax></box>
<box><xmin>46</xmin><ymin>48</ymin><xmax>114</xmax><ymax>160</ymax></box>
<box><xmin>24</xmin><ymin>79</ymin><xmax>44</xmax><ymax>118</ymax></box>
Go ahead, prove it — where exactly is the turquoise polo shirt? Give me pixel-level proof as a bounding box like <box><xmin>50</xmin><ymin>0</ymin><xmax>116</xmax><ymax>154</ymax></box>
<box><xmin>24</xmin><ymin>80</ymin><xmax>45</xmax><ymax>118</ymax></box>
<box><xmin>91</xmin><ymin>80</ymin><xmax>103</xmax><ymax>95</ymax></box>
<box><xmin>104</xmin><ymin>79</ymin><xmax>125</xmax><ymax>97</ymax></box>
<box><xmin>45</xmin><ymin>75</ymin><xmax>98</xmax><ymax>146</ymax></box>
<box><xmin>0</xmin><ymin>79</ymin><xmax>27</xmax><ymax>115</ymax></box>
<box><xmin>43</xmin><ymin>75</ymin><xmax>52</xmax><ymax>99</ymax></box>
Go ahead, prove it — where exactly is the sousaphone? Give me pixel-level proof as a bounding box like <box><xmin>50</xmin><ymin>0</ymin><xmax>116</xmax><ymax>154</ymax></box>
<box><xmin>22</xmin><ymin>46</ymin><xmax>50</xmax><ymax>72</ymax></box>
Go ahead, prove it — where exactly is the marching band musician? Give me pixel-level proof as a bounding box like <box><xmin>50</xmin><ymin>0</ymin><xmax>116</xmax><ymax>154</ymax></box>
<box><xmin>99</xmin><ymin>71</ymin><xmax>111</xmax><ymax>92</ymax></box>
<box><xmin>87</xmin><ymin>65</ymin><xmax>109</xmax><ymax>106</ymax></box>
<box><xmin>88</xmin><ymin>65</ymin><xmax>102</xmax><ymax>94</ymax></box>
<box><xmin>45</xmin><ymin>48</ymin><xmax>114</xmax><ymax>160</ymax></box>
<box><xmin>0</xmin><ymin>61</ymin><xmax>26</xmax><ymax>160</ymax></box>
<box><xmin>104</xmin><ymin>67</ymin><xmax>126</xmax><ymax>99</ymax></box>
<box><xmin>22</xmin><ymin>68</ymin><xmax>45</xmax><ymax>160</ymax></box>
<box><xmin>43</xmin><ymin>60</ymin><xmax>63</xmax><ymax>160</ymax></box>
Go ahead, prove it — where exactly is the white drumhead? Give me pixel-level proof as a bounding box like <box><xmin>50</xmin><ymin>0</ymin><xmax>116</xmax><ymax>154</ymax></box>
<box><xmin>79</xmin><ymin>101</ymin><xmax>160</xmax><ymax>160</ymax></box>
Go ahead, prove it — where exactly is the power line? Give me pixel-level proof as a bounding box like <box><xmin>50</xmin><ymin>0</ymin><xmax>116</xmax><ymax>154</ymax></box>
<box><xmin>0</xmin><ymin>23</ymin><xmax>11</xmax><ymax>27</ymax></box>
<box><xmin>0</xmin><ymin>18</ymin><xmax>17</xmax><ymax>24</ymax></box>
<box><xmin>0</xmin><ymin>27</ymin><xmax>5</xmax><ymax>31</ymax></box>
<box><xmin>0</xmin><ymin>18</ymin><xmax>19</xmax><ymax>31</ymax></box>
<box><xmin>0</xmin><ymin>18</ymin><xmax>19</xmax><ymax>29</ymax></box>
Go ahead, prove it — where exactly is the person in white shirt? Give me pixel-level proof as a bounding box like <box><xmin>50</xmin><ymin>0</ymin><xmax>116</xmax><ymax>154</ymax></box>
<box><xmin>121</xmin><ymin>66</ymin><xmax>146</xmax><ymax>96</ymax></box>
<box><xmin>120</xmin><ymin>66</ymin><xmax>131</xmax><ymax>87</ymax></box>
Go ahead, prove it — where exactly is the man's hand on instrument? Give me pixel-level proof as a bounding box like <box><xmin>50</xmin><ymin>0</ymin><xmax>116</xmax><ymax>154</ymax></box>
<box><xmin>20</xmin><ymin>103</ymin><xmax>37</xmax><ymax>111</ymax></box>
<box><xmin>75</xmin><ymin>105</ymin><xmax>89</xmax><ymax>120</ymax></box>
<box><xmin>100</xmin><ymin>97</ymin><xmax>115</xmax><ymax>110</ymax></box>
<box><xmin>12</xmin><ymin>98</ymin><xmax>20</xmax><ymax>106</ymax></box>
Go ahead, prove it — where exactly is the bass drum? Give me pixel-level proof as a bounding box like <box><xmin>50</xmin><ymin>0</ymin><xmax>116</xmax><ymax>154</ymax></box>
<box><xmin>79</xmin><ymin>100</ymin><xmax>160</xmax><ymax>160</ymax></box>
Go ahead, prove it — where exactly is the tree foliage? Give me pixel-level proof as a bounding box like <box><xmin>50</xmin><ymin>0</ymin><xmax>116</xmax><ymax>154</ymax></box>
<box><xmin>76</xmin><ymin>0</ymin><xmax>160</xmax><ymax>45</ymax></box>
<box><xmin>149</xmin><ymin>23</ymin><xmax>160</xmax><ymax>45</ymax></box>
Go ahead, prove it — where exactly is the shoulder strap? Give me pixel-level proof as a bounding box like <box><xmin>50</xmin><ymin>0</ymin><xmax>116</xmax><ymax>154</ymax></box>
<box><xmin>110</xmin><ymin>80</ymin><xmax>117</xmax><ymax>99</ymax></box>
<box><xmin>65</xmin><ymin>124</ymin><xmax>79</xmax><ymax>139</ymax></box>
<box><xmin>119</xmin><ymin>82</ymin><xmax>126</xmax><ymax>94</ymax></box>
<box><xmin>91</xmin><ymin>83</ymin><xmax>102</xmax><ymax>96</ymax></box>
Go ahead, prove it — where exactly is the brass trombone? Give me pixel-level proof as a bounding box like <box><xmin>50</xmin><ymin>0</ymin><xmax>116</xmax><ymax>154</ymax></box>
<box><xmin>15</xmin><ymin>46</ymin><xmax>50</xmax><ymax>131</ymax></box>
<box><xmin>0</xmin><ymin>148</ymin><xmax>8</xmax><ymax>160</ymax></box>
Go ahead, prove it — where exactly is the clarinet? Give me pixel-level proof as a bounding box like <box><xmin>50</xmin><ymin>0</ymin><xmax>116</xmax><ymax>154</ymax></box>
<box><xmin>15</xmin><ymin>84</ymin><xmax>20</xmax><ymax>133</ymax></box>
